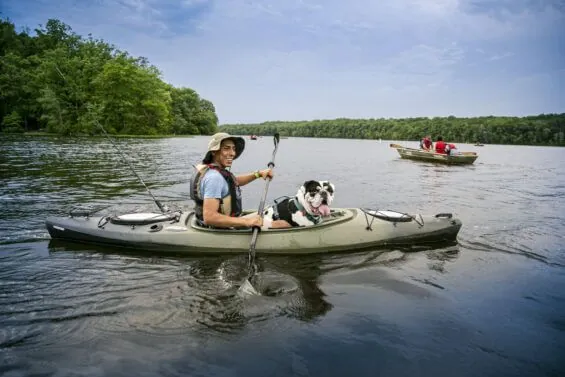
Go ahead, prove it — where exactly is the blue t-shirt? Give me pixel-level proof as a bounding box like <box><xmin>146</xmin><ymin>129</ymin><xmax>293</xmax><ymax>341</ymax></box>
<box><xmin>200</xmin><ymin>169</ymin><xmax>229</xmax><ymax>199</ymax></box>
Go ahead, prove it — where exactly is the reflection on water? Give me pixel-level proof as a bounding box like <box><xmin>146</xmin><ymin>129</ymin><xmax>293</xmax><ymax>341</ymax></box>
<box><xmin>0</xmin><ymin>239</ymin><xmax>460</xmax><ymax>344</ymax></box>
<box><xmin>1</xmin><ymin>136</ymin><xmax>565</xmax><ymax>376</ymax></box>
<box><xmin>43</xmin><ymin>241</ymin><xmax>333</xmax><ymax>331</ymax></box>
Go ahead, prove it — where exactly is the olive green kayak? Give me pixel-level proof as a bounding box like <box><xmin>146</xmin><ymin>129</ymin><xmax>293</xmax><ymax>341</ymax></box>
<box><xmin>45</xmin><ymin>207</ymin><xmax>462</xmax><ymax>255</ymax></box>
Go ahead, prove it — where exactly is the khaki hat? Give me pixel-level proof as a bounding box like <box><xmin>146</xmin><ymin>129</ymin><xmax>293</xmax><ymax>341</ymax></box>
<box><xmin>202</xmin><ymin>132</ymin><xmax>245</xmax><ymax>164</ymax></box>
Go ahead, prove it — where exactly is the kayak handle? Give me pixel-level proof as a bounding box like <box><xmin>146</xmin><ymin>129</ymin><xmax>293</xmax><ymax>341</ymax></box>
<box><xmin>435</xmin><ymin>213</ymin><xmax>453</xmax><ymax>219</ymax></box>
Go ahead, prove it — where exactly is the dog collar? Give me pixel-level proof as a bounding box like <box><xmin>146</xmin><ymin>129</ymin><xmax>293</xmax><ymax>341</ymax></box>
<box><xmin>291</xmin><ymin>198</ymin><xmax>322</xmax><ymax>225</ymax></box>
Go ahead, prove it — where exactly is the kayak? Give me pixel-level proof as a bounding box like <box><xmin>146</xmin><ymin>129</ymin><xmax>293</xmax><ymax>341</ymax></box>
<box><xmin>390</xmin><ymin>143</ymin><xmax>478</xmax><ymax>165</ymax></box>
<box><xmin>45</xmin><ymin>207</ymin><xmax>462</xmax><ymax>255</ymax></box>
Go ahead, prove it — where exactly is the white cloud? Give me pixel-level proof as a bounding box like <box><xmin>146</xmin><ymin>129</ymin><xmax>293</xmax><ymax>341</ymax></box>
<box><xmin>133</xmin><ymin>0</ymin><xmax>562</xmax><ymax>122</ymax></box>
<box><xmin>181</xmin><ymin>0</ymin><xmax>211</xmax><ymax>7</ymax></box>
<box><xmin>487</xmin><ymin>52</ymin><xmax>515</xmax><ymax>61</ymax></box>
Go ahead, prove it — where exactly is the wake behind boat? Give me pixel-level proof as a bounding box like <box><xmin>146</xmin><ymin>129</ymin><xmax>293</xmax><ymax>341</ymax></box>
<box><xmin>390</xmin><ymin>143</ymin><xmax>478</xmax><ymax>165</ymax></box>
<box><xmin>45</xmin><ymin>207</ymin><xmax>462</xmax><ymax>255</ymax></box>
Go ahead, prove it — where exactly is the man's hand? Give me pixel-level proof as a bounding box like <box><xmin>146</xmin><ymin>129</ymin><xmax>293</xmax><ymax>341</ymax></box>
<box><xmin>245</xmin><ymin>214</ymin><xmax>263</xmax><ymax>228</ymax></box>
<box><xmin>258</xmin><ymin>168</ymin><xmax>274</xmax><ymax>180</ymax></box>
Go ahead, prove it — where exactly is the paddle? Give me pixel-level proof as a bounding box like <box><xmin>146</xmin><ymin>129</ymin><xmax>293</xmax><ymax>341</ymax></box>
<box><xmin>240</xmin><ymin>132</ymin><xmax>280</xmax><ymax>294</ymax></box>
<box><xmin>389</xmin><ymin>143</ymin><xmax>403</xmax><ymax>149</ymax></box>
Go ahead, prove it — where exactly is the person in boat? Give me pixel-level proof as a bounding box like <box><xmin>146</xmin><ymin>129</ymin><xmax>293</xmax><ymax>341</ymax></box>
<box><xmin>434</xmin><ymin>136</ymin><xmax>447</xmax><ymax>154</ymax></box>
<box><xmin>419</xmin><ymin>135</ymin><xmax>433</xmax><ymax>151</ymax></box>
<box><xmin>190</xmin><ymin>132</ymin><xmax>273</xmax><ymax>229</ymax></box>
<box><xmin>445</xmin><ymin>143</ymin><xmax>460</xmax><ymax>155</ymax></box>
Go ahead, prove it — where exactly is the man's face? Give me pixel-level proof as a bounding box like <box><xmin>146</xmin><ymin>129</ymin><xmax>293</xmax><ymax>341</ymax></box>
<box><xmin>214</xmin><ymin>139</ymin><xmax>236</xmax><ymax>168</ymax></box>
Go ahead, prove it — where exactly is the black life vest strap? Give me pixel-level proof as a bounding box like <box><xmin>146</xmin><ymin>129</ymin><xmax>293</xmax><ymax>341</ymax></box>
<box><xmin>271</xmin><ymin>196</ymin><xmax>301</xmax><ymax>227</ymax></box>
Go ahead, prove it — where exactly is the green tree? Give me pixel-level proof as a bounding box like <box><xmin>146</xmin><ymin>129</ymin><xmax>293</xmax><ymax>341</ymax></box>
<box><xmin>1</xmin><ymin>17</ymin><xmax>218</xmax><ymax>136</ymax></box>
<box><xmin>1</xmin><ymin>111</ymin><xmax>24</xmax><ymax>133</ymax></box>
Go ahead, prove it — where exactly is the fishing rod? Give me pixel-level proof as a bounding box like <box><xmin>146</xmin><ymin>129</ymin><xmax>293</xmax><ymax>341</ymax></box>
<box><xmin>54</xmin><ymin>65</ymin><xmax>168</xmax><ymax>213</ymax></box>
<box><xmin>93</xmin><ymin>118</ymin><xmax>168</xmax><ymax>214</ymax></box>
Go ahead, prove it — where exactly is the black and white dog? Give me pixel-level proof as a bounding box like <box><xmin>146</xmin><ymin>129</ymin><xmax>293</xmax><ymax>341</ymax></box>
<box><xmin>261</xmin><ymin>180</ymin><xmax>336</xmax><ymax>229</ymax></box>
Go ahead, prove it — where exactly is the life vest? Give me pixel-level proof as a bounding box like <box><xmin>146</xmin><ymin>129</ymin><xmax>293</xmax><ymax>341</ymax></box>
<box><xmin>269</xmin><ymin>196</ymin><xmax>322</xmax><ymax>226</ymax></box>
<box><xmin>420</xmin><ymin>137</ymin><xmax>432</xmax><ymax>149</ymax></box>
<box><xmin>435</xmin><ymin>140</ymin><xmax>447</xmax><ymax>154</ymax></box>
<box><xmin>189</xmin><ymin>164</ymin><xmax>242</xmax><ymax>222</ymax></box>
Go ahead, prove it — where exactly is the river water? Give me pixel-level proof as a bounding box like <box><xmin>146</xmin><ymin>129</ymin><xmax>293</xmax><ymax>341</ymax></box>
<box><xmin>1</xmin><ymin>135</ymin><xmax>564</xmax><ymax>377</ymax></box>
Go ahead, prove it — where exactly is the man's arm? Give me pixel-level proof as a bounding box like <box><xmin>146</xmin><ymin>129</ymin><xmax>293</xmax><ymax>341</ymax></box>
<box><xmin>202</xmin><ymin>198</ymin><xmax>258</xmax><ymax>228</ymax></box>
<box><xmin>236</xmin><ymin>171</ymin><xmax>260</xmax><ymax>187</ymax></box>
<box><xmin>236</xmin><ymin>168</ymin><xmax>274</xmax><ymax>187</ymax></box>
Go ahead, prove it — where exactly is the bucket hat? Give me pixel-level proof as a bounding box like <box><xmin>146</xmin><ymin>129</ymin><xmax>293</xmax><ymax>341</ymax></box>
<box><xmin>202</xmin><ymin>132</ymin><xmax>245</xmax><ymax>164</ymax></box>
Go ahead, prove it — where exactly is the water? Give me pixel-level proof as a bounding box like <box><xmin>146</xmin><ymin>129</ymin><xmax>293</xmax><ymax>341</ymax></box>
<box><xmin>1</xmin><ymin>135</ymin><xmax>564</xmax><ymax>376</ymax></box>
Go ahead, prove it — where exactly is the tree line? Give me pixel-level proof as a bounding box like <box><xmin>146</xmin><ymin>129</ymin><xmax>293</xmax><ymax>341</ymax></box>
<box><xmin>221</xmin><ymin>114</ymin><xmax>565</xmax><ymax>146</ymax></box>
<box><xmin>0</xmin><ymin>18</ymin><xmax>219</xmax><ymax>136</ymax></box>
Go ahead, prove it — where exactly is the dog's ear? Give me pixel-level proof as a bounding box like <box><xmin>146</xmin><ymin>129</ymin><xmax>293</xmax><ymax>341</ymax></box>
<box><xmin>323</xmin><ymin>181</ymin><xmax>335</xmax><ymax>193</ymax></box>
<box><xmin>303</xmin><ymin>180</ymin><xmax>320</xmax><ymax>191</ymax></box>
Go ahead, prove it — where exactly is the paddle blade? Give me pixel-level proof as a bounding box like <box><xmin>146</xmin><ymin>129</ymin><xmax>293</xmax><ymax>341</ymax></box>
<box><xmin>274</xmin><ymin>133</ymin><xmax>280</xmax><ymax>146</ymax></box>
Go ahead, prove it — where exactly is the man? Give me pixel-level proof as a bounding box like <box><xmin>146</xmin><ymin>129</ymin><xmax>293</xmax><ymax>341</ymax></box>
<box><xmin>420</xmin><ymin>135</ymin><xmax>433</xmax><ymax>151</ymax></box>
<box><xmin>190</xmin><ymin>132</ymin><xmax>273</xmax><ymax>229</ymax></box>
<box><xmin>435</xmin><ymin>136</ymin><xmax>447</xmax><ymax>154</ymax></box>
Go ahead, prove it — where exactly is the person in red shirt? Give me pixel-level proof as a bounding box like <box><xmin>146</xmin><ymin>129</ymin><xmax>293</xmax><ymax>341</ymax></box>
<box><xmin>419</xmin><ymin>135</ymin><xmax>433</xmax><ymax>151</ymax></box>
<box><xmin>445</xmin><ymin>143</ymin><xmax>459</xmax><ymax>155</ymax></box>
<box><xmin>435</xmin><ymin>136</ymin><xmax>447</xmax><ymax>154</ymax></box>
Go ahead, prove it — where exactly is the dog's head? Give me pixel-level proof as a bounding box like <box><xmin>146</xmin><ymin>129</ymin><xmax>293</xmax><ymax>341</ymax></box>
<box><xmin>297</xmin><ymin>180</ymin><xmax>336</xmax><ymax>217</ymax></box>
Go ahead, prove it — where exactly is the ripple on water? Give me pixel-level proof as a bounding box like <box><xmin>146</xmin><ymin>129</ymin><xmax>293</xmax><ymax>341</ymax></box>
<box><xmin>17</xmin><ymin>252</ymin><xmax>317</xmax><ymax>340</ymax></box>
<box><xmin>458</xmin><ymin>220</ymin><xmax>565</xmax><ymax>267</ymax></box>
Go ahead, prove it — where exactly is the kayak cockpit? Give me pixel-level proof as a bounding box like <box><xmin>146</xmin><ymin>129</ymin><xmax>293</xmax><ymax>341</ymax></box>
<box><xmin>188</xmin><ymin>208</ymin><xmax>355</xmax><ymax>233</ymax></box>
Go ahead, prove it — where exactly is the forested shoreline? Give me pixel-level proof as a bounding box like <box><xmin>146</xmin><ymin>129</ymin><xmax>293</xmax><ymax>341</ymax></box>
<box><xmin>0</xmin><ymin>18</ymin><xmax>219</xmax><ymax>136</ymax></box>
<box><xmin>221</xmin><ymin>114</ymin><xmax>565</xmax><ymax>146</ymax></box>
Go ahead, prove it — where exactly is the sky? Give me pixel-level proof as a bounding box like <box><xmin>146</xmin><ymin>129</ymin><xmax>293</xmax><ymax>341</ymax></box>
<box><xmin>2</xmin><ymin>0</ymin><xmax>564</xmax><ymax>124</ymax></box>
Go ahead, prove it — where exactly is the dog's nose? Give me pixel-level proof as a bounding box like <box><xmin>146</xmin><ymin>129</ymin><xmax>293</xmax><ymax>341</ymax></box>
<box><xmin>321</xmin><ymin>191</ymin><xmax>328</xmax><ymax>200</ymax></box>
